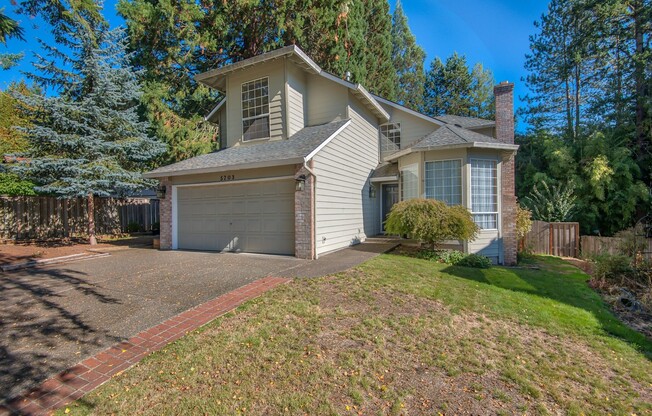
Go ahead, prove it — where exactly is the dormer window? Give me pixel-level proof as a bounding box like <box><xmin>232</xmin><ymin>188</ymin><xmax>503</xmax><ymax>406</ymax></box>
<box><xmin>242</xmin><ymin>77</ymin><xmax>270</xmax><ymax>141</ymax></box>
<box><xmin>380</xmin><ymin>123</ymin><xmax>401</xmax><ymax>152</ymax></box>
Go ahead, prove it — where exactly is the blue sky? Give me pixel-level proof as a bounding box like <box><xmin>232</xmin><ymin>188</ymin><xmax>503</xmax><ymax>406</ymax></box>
<box><xmin>1</xmin><ymin>0</ymin><xmax>548</xmax><ymax>128</ymax></box>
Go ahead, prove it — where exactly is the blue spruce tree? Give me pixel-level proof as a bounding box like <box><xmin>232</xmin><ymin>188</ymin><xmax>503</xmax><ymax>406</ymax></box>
<box><xmin>13</xmin><ymin>25</ymin><xmax>165</xmax><ymax>244</ymax></box>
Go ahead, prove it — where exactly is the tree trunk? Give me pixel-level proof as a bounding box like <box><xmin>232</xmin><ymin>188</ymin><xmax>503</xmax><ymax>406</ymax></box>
<box><xmin>88</xmin><ymin>193</ymin><xmax>97</xmax><ymax>245</ymax></box>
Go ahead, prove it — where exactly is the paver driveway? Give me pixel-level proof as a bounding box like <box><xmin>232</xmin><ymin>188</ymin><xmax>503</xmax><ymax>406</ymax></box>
<box><xmin>1</xmin><ymin>239</ymin><xmax>397</xmax><ymax>402</ymax></box>
<box><xmin>0</xmin><ymin>248</ymin><xmax>305</xmax><ymax>400</ymax></box>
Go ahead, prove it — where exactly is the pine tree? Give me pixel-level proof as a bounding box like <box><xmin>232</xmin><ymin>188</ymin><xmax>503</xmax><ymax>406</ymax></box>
<box><xmin>13</xmin><ymin>26</ymin><xmax>165</xmax><ymax>244</ymax></box>
<box><xmin>391</xmin><ymin>0</ymin><xmax>425</xmax><ymax>109</ymax></box>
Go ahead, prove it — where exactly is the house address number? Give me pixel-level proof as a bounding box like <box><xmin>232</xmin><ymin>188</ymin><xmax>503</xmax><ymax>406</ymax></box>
<box><xmin>220</xmin><ymin>174</ymin><xmax>235</xmax><ymax>182</ymax></box>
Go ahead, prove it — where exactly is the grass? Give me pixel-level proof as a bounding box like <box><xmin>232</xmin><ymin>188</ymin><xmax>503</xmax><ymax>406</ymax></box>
<box><xmin>60</xmin><ymin>254</ymin><xmax>652</xmax><ymax>415</ymax></box>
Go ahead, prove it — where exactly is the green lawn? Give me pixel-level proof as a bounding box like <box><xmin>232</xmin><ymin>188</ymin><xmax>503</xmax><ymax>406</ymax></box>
<box><xmin>61</xmin><ymin>254</ymin><xmax>652</xmax><ymax>415</ymax></box>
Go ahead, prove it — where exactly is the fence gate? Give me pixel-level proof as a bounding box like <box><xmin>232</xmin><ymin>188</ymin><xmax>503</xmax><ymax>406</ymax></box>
<box><xmin>521</xmin><ymin>220</ymin><xmax>580</xmax><ymax>258</ymax></box>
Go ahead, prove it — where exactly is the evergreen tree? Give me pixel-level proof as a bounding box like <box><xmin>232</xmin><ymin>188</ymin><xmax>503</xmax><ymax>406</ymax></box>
<box><xmin>0</xmin><ymin>8</ymin><xmax>24</xmax><ymax>69</ymax></box>
<box><xmin>422</xmin><ymin>57</ymin><xmax>446</xmax><ymax>116</ymax></box>
<box><xmin>13</xmin><ymin>26</ymin><xmax>165</xmax><ymax>244</ymax></box>
<box><xmin>117</xmin><ymin>0</ymin><xmax>224</xmax><ymax>163</ymax></box>
<box><xmin>423</xmin><ymin>53</ymin><xmax>493</xmax><ymax>118</ymax></box>
<box><xmin>363</xmin><ymin>0</ymin><xmax>397</xmax><ymax>99</ymax></box>
<box><xmin>391</xmin><ymin>0</ymin><xmax>425</xmax><ymax>109</ymax></box>
<box><xmin>469</xmin><ymin>63</ymin><xmax>495</xmax><ymax>119</ymax></box>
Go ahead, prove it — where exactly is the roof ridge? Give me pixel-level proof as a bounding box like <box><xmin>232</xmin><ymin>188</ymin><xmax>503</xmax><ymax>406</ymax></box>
<box><xmin>446</xmin><ymin>124</ymin><xmax>472</xmax><ymax>143</ymax></box>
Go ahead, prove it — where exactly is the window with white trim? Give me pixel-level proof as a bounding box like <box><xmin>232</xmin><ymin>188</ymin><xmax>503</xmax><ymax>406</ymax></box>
<box><xmin>400</xmin><ymin>164</ymin><xmax>418</xmax><ymax>200</ymax></box>
<box><xmin>241</xmin><ymin>77</ymin><xmax>270</xmax><ymax>141</ymax></box>
<box><xmin>425</xmin><ymin>160</ymin><xmax>462</xmax><ymax>205</ymax></box>
<box><xmin>471</xmin><ymin>159</ymin><xmax>498</xmax><ymax>229</ymax></box>
<box><xmin>380</xmin><ymin>123</ymin><xmax>401</xmax><ymax>152</ymax></box>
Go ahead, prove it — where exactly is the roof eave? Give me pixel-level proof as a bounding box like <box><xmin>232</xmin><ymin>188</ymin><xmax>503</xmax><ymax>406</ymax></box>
<box><xmin>204</xmin><ymin>97</ymin><xmax>226</xmax><ymax>122</ymax></box>
<box><xmin>383</xmin><ymin>142</ymin><xmax>519</xmax><ymax>162</ymax></box>
<box><xmin>372</xmin><ymin>95</ymin><xmax>444</xmax><ymax>126</ymax></box>
<box><xmin>195</xmin><ymin>45</ymin><xmax>321</xmax><ymax>90</ymax></box>
<box><xmin>143</xmin><ymin>157</ymin><xmax>305</xmax><ymax>179</ymax></box>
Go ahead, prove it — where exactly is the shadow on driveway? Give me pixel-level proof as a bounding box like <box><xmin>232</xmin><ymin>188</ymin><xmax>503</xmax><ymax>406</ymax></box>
<box><xmin>1</xmin><ymin>266</ymin><xmax>120</xmax><ymax>400</ymax></box>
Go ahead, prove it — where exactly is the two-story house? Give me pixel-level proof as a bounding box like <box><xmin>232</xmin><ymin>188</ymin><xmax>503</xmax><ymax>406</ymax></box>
<box><xmin>145</xmin><ymin>45</ymin><xmax>519</xmax><ymax>264</ymax></box>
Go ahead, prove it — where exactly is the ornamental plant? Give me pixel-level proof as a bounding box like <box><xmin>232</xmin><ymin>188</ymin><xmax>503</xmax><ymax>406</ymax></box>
<box><xmin>385</xmin><ymin>199</ymin><xmax>479</xmax><ymax>248</ymax></box>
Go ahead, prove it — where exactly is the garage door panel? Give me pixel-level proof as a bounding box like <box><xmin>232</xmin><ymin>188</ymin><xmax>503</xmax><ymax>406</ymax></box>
<box><xmin>176</xmin><ymin>180</ymin><xmax>295</xmax><ymax>255</ymax></box>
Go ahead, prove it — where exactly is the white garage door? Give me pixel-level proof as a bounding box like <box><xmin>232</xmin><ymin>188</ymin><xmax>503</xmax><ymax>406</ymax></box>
<box><xmin>176</xmin><ymin>180</ymin><xmax>295</xmax><ymax>255</ymax></box>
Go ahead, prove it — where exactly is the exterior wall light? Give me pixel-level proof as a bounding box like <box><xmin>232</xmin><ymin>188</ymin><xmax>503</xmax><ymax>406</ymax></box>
<box><xmin>156</xmin><ymin>183</ymin><xmax>167</xmax><ymax>199</ymax></box>
<box><xmin>295</xmin><ymin>175</ymin><xmax>306</xmax><ymax>191</ymax></box>
<box><xmin>369</xmin><ymin>184</ymin><xmax>377</xmax><ymax>198</ymax></box>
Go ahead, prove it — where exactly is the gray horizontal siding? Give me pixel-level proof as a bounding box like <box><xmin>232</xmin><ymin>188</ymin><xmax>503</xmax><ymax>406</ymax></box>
<box><xmin>306</xmin><ymin>74</ymin><xmax>348</xmax><ymax>125</ymax></box>
<box><xmin>287</xmin><ymin>64</ymin><xmax>305</xmax><ymax>136</ymax></box>
<box><xmin>313</xmin><ymin>95</ymin><xmax>380</xmax><ymax>255</ymax></box>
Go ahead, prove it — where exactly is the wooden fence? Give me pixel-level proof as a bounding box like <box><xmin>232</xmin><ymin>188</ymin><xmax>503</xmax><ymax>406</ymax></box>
<box><xmin>521</xmin><ymin>220</ymin><xmax>580</xmax><ymax>257</ymax></box>
<box><xmin>0</xmin><ymin>196</ymin><xmax>159</xmax><ymax>241</ymax></box>
<box><xmin>581</xmin><ymin>235</ymin><xmax>652</xmax><ymax>259</ymax></box>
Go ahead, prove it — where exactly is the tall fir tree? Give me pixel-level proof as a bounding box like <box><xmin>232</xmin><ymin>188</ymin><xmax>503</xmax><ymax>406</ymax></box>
<box><xmin>391</xmin><ymin>0</ymin><xmax>425</xmax><ymax>109</ymax></box>
<box><xmin>423</xmin><ymin>53</ymin><xmax>493</xmax><ymax>118</ymax></box>
<box><xmin>422</xmin><ymin>57</ymin><xmax>446</xmax><ymax>116</ymax></box>
<box><xmin>469</xmin><ymin>62</ymin><xmax>495</xmax><ymax>119</ymax></box>
<box><xmin>363</xmin><ymin>0</ymin><xmax>397</xmax><ymax>99</ymax></box>
<box><xmin>13</xmin><ymin>26</ymin><xmax>165</xmax><ymax>244</ymax></box>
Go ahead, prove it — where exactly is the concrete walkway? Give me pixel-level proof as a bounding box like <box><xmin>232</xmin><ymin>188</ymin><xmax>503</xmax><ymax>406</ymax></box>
<box><xmin>0</xmin><ymin>238</ymin><xmax>398</xmax><ymax>414</ymax></box>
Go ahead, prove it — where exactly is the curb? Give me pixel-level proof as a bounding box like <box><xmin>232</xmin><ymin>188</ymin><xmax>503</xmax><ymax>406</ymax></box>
<box><xmin>1</xmin><ymin>252</ymin><xmax>111</xmax><ymax>272</ymax></box>
<box><xmin>1</xmin><ymin>276</ymin><xmax>291</xmax><ymax>416</ymax></box>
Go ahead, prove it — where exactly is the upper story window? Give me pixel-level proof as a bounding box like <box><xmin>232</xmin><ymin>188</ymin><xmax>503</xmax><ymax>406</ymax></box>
<box><xmin>471</xmin><ymin>159</ymin><xmax>498</xmax><ymax>229</ymax></box>
<box><xmin>380</xmin><ymin>123</ymin><xmax>401</xmax><ymax>152</ymax></box>
<box><xmin>242</xmin><ymin>77</ymin><xmax>270</xmax><ymax>141</ymax></box>
<box><xmin>425</xmin><ymin>160</ymin><xmax>462</xmax><ymax>206</ymax></box>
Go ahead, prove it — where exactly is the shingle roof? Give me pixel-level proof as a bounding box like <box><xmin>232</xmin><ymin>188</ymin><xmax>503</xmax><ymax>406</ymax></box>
<box><xmin>371</xmin><ymin>163</ymin><xmax>399</xmax><ymax>179</ymax></box>
<box><xmin>145</xmin><ymin>119</ymin><xmax>350</xmax><ymax>178</ymax></box>
<box><xmin>434</xmin><ymin>114</ymin><xmax>495</xmax><ymax>129</ymax></box>
<box><xmin>411</xmin><ymin>124</ymin><xmax>502</xmax><ymax>149</ymax></box>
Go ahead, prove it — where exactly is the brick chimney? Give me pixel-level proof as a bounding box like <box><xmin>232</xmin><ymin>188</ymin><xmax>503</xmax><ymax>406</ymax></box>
<box><xmin>494</xmin><ymin>81</ymin><xmax>514</xmax><ymax>144</ymax></box>
<box><xmin>494</xmin><ymin>81</ymin><xmax>517</xmax><ymax>265</ymax></box>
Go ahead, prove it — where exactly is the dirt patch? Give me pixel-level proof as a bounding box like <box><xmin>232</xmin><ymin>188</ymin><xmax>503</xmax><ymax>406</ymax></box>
<box><xmin>0</xmin><ymin>235</ymin><xmax>154</xmax><ymax>266</ymax></box>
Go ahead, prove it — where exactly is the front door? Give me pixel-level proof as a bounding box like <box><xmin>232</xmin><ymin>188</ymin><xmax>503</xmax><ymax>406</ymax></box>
<box><xmin>381</xmin><ymin>183</ymin><xmax>399</xmax><ymax>232</ymax></box>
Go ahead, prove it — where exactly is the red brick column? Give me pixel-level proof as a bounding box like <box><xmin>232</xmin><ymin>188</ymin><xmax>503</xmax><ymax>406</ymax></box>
<box><xmin>494</xmin><ymin>82</ymin><xmax>517</xmax><ymax>265</ymax></box>
<box><xmin>158</xmin><ymin>177</ymin><xmax>172</xmax><ymax>250</ymax></box>
<box><xmin>294</xmin><ymin>163</ymin><xmax>315</xmax><ymax>259</ymax></box>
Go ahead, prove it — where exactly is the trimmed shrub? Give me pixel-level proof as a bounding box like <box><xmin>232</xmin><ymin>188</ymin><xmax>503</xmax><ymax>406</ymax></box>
<box><xmin>457</xmin><ymin>253</ymin><xmax>492</xmax><ymax>269</ymax></box>
<box><xmin>385</xmin><ymin>199</ymin><xmax>479</xmax><ymax>248</ymax></box>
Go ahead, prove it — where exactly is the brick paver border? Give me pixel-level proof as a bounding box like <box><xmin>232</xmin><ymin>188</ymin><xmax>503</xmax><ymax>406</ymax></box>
<box><xmin>1</xmin><ymin>276</ymin><xmax>291</xmax><ymax>416</ymax></box>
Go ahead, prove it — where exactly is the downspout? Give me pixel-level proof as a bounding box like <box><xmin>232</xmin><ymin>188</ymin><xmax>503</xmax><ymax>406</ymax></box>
<box><xmin>303</xmin><ymin>158</ymin><xmax>318</xmax><ymax>259</ymax></box>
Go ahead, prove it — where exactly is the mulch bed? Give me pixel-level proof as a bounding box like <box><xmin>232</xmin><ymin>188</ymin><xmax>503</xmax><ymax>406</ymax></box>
<box><xmin>0</xmin><ymin>235</ymin><xmax>154</xmax><ymax>266</ymax></box>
